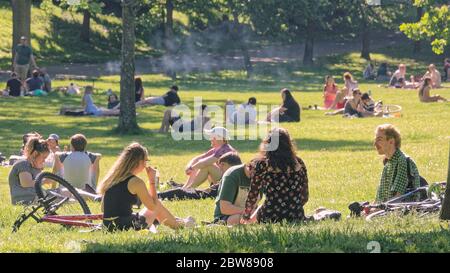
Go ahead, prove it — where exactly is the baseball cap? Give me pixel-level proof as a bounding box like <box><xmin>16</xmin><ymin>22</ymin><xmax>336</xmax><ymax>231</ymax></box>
<box><xmin>204</xmin><ymin>127</ymin><xmax>229</xmax><ymax>140</ymax></box>
<box><xmin>48</xmin><ymin>134</ymin><xmax>60</xmax><ymax>141</ymax></box>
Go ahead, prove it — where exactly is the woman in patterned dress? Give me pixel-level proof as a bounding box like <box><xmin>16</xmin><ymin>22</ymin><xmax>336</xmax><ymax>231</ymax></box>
<box><xmin>240</xmin><ymin>128</ymin><xmax>309</xmax><ymax>224</ymax></box>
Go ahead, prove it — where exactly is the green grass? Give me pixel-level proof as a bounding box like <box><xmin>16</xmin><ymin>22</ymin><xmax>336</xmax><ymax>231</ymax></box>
<box><xmin>0</xmin><ymin>3</ymin><xmax>155</xmax><ymax>69</ymax></box>
<box><xmin>0</xmin><ymin>48</ymin><xmax>450</xmax><ymax>252</ymax></box>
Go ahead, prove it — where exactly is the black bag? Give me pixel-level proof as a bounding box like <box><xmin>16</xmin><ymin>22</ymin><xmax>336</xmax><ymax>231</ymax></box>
<box><xmin>393</xmin><ymin>157</ymin><xmax>428</xmax><ymax>201</ymax></box>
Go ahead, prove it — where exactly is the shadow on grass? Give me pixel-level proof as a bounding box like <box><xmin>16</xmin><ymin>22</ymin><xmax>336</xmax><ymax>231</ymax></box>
<box><xmin>80</xmin><ymin>224</ymin><xmax>450</xmax><ymax>253</ymax></box>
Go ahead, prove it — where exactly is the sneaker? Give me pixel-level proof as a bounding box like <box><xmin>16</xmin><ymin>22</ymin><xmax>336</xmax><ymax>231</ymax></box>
<box><xmin>167</xmin><ymin>179</ymin><xmax>184</xmax><ymax>188</ymax></box>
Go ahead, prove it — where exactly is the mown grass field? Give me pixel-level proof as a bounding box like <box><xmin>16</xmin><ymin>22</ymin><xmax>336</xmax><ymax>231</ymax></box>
<box><xmin>0</xmin><ymin>50</ymin><xmax>449</xmax><ymax>253</ymax></box>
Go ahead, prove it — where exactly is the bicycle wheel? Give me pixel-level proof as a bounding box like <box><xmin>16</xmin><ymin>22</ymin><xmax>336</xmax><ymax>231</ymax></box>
<box><xmin>34</xmin><ymin>172</ymin><xmax>91</xmax><ymax>219</ymax></box>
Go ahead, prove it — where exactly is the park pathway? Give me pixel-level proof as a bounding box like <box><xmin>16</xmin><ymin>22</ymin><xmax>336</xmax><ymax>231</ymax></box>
<box><xmin>0</xmin><ymin>31</ymin><xmax>409</xmax><ymax>79</ymax></box>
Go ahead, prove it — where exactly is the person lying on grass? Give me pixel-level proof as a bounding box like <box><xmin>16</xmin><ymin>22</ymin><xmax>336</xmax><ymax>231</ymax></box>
<box><xmin>158</xmin><ymin>152</ymin><xmax>241</xmax><ymax>201</ymax></box>
<box><xmin>225</xmin><ymin>97</ymin><xmax>258</xmax><ymax>126</ymax></box>
<box><xmin>52</xmin><ymin>134</ymin><xmax>101</xmax><ymax>201</ymax></box>
<box><xmin>418</xmin><ymin>77</ymin><xmax>448</xmax><ymax>103</ymax></box>
<box><xmin>97</xmin><ymin>142</ymin><xmax>195</xmax><ymax>232</ymax></box>
<box><xmin>82</xmin><ymin>86</ymin><xmax>120</xmax><ymax>116</ymax></box>
<box><xmin>136</xmin><ymin>85</ymin><xmax>180</xmax><ymax>107</ymax></box>
<box><xmin>158</xmin><ymin>104</ymin><xmax>210</xmax><ymax>133</ymax></box>
<box><xmin>182</xmin><ymin>127</ymin><xmax>237</xmax><ymax>190</ymax></box>
<box><xmin>240</xmin><ymin>128</ymin><xmax>309</xmax><ymax>225</ymax></box>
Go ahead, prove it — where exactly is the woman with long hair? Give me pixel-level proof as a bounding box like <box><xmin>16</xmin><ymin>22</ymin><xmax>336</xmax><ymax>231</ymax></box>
<box><xmin>135</xmin><ymin>77</ymin><xmax>144</xmax><ymax>102</ymax></box>
<box><xmin>8</xmin><ymin>137</ymin><xmax>50</xmax><ymax>205</ymax></box>
<box><xmin>97</xmin><ymin>143</ymin><xmax>195</xmax><ymax>231</ymax></box>
<box><xmin>323</xmin><ymin>75</ymin><xmax>339</xmax><ymax>109</ymax></box>
<box><xmin>240</xmin><ymin>128</ymin><xmax>309</xmax><ymax>224</ymax></box>
<box><xmin>267</xmin><ymin>88</ymin><xmax>301</xmax><ymax>122</ymax></box>
<box><xmin>418</xmin><ymin>77</ymin><xmax>447</xmax><ymax>103</ymax></box>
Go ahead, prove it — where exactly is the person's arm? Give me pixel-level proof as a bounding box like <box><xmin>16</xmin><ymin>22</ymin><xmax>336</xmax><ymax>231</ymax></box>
<box><xmin>390</xmin><ymin>158</ymin><xmax>409</xmax><ymax>197</ymax></box>
<box><xmin>191</xmin><ymin>154</ymin><xmax>218</xmax><ymax>170</ymax></box>
<box><xmin>145</xmin><ymin>165</ymin><xmax>158</xmax><ymax>198</ymax></box>
<box><xmin>128</xmin><ymin>178</ymin><xmax>161</xmax><ymax>214</ymax></box>
<box><xmin>220</xmin><ymin>200</ymin><xmax>244</xmax><ymax>216</ymax></box>
<box><xmin>241</xmin><ymin>163</ymin><xmax>263</xmax><ymax>221</ymax></box>
<box><xmin>299</xmin><ymin>163</ymin><xmax>309</xmax><ymax>206</ymax></box>
<box><xmin>52</xmin><ymin>152</ymin><xmax>63</xmax><ymax>175</ymax></box>
<box><xmin>18</xmin><ymin>172</ymin><xmax>35</xmax><ymax>188</ymax></box>
<box><xmin>91</xmin><ymin>154</ymin><xmax>101</xmax><ymax>186</ymax></box>
<box><xmin>185</xmin><ymin>152</ymin><xmax>209</xmax><ymax>173</ymax></box>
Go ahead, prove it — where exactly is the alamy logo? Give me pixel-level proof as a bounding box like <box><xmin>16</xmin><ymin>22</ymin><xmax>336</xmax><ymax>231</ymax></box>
<box><xmin>169</xmin><ymin>97</ymin><xmax>282</xmax><ymax>151</ymax></box>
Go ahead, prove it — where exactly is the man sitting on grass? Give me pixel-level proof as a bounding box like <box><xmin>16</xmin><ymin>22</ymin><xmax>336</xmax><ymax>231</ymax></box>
<box><xmin>53</xmin><ymin>134</ymin><xmax>101</xmax><ymax>199</ymax></box>
<box><xmin>158</xmin><ymin>152</ymin><xmax>242</xmax><ymax>201</ymax></box>
<box><xmin>373</xmin><ymin>124</ymin><xmax>421</xmax><ymax>203</ymax></box>
<box><xmin>213</xmin><ymin>161</ymin><xmax>253</xmax><ymax>225</ymax></box>
<box><xmin>181</xmin><ymin>127</ymin><xmax>237</xmax><ymax>190</ymax></box>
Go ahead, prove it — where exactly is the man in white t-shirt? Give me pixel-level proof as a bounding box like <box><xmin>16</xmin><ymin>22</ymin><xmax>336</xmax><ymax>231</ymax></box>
<box><xmin>53</xmin><ymin>134</ymin><xmax>101</xmax><ymax>191</ymax></box>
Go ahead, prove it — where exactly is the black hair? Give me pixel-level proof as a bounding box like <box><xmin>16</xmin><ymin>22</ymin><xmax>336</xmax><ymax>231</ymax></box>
<box><xmin>361</xmin><ymin>93</ymin><xmax>370</xmax><ymax>100</ymax></box>
<box><xmin>248</xmin><ymin>97</ymin><xmax>257</xmax><ymax>105</ymax></box>
<box><xmin>218</xmin><ymin>152</ymin><xmax>242</xmax><ymax>166</ymax></box>
<box><xmin>171</xmin><ymin>85</ymin><xmax>179</xmax><ymax>91</ymax></box>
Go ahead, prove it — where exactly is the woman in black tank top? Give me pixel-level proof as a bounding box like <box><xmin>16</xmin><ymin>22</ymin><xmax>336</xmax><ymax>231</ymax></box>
<box><xmin>98</xmin><ymin>143</ymin><xmax>195</xmax><ymax>232</ymax></box>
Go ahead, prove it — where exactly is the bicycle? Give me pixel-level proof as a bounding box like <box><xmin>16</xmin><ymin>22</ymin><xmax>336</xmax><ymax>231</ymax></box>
<box><xmin>12</xmin><ymin>172</ymin><xmax>103</xmax><ymax>232</ymax></box>
<box><xmin>348</xmin><ymin>182</ymin><xmax>446</xmax><ymax>221</ymax></box>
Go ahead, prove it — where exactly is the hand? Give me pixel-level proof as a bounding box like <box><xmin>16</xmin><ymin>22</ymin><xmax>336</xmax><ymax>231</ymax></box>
<box><xmin>185</xmin><ymin>166</ymin><xmax>193</xmax><ymax>175</ymax></box>
<box><xmin>240</xmin><ymin>218</ymin><xmax>251</xmax><ymax>225</ymax></box>
<box><xmin>145</xmin><ymin>165</ymin><xmax>157</xmax><ymax>181</ymax></box>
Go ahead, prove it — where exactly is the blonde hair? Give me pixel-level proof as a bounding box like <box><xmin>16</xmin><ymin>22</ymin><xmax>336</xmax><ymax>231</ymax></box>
<box><xmin>343</xmin><ymin>72</ymin><xmax>353</xmax><ymax>80</ymax></box>
<box><xmin>376</xmin><ymin>124</ymin><xmax>401</xmax><ymax>149</ymax></box>
<box><xmin>97</xmin><ymin>143</ymin><xmax>148</xmax><ymax>195</ymax></box>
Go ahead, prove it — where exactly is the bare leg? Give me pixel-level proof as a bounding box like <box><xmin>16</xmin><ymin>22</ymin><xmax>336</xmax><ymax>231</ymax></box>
<box><xmin>184</xmin><ymin>165</ymin><xmax>222</xmax><ymax>189</ymax></box>
<box><xmin>140</xmin><ymin>202</ymin><xmax>184</xmax><ymax>229</ymax></box>
<box><xmin>328</xmin><ymin>91</ymin><xmax>345</xmax><ymax>110</ymax></box>
<box><xmin>159</xmin><ymin>109</ymin><xmax>172</xmax><ymax>133</ymax></box>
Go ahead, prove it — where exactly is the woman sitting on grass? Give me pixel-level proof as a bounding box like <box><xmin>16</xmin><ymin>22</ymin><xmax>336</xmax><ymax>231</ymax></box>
<box><xmin>326</xmin><ymin>89</ymin><xmax>361</xmax><ymax>117</ymax></box>
<box><xmin>8</xmin><ymin>137</ymin><xmax>50</xmax><ymax>205</ymax></box>
<box><xmin>323</xmin><ymin>75</ymin><xmax>339</xmax><ymax>109</ymax></box>
<box><xmin>98</xmin><ymin>143</ymin><xmax>195</xmax><ymax>231</ymax></box>
<box><xmin>266</xmin><ymin>88</ymin><xmax>300</xmax><ymax>123</ymax></box>
<box><xmin>342</xmin><ymin>72</ymin><xmax>358</xmax><ymax>97</ymax></box>
<box><xmin>240</xmin><ymin>128</ymin><xmax>309</xmax><ymax>224</ymax></box>
<box><xmin>418</xmin><ymin>78</ymin><xmax>448</xmax><ymax>103</ymax></box>
<box><xmin>423</xmin><ymin>64</ymin><xmax>442</xmax><ymax>88</ymax></box>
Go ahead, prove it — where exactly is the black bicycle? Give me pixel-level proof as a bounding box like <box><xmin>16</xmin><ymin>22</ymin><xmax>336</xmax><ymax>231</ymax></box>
<box><xmin>349</xmin><ymin>182</ymin><xmax>447</xmax><ymax>221</ymax></box>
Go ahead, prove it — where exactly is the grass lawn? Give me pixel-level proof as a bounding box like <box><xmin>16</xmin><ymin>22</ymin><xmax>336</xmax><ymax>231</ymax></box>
<box><xmin>0</xmin><ymin>51</ymin><xmax>449</xmax><ymax>253</ymax></box>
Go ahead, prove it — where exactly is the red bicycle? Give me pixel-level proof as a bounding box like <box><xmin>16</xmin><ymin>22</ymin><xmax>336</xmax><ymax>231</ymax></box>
<box><xmin>12</xmin><ymin>172</ymin><xmax>103</xmax><ymax>232</ymax></box>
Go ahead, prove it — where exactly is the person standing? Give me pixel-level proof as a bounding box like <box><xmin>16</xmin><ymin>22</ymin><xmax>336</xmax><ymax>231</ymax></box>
<box><xmin>13</xmin><ymin>36</ymin><xmax>37</xmax><ymax>82</ymax></box>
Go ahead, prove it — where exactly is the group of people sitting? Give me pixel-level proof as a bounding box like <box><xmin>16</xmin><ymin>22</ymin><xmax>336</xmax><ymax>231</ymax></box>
<box><xmin>7</xmin><ymin>122</ymin><xmax>424</xmax><ymax>232</ymax></box>
<box><xmin>321</xmin><ymin>73</ymin><xmax>382</xmax><ymax>117</ymax></box>
<box><xmin>2</xmin><ymin>69</ymin><xmax>51</xmax><ymax>98</ymax></box>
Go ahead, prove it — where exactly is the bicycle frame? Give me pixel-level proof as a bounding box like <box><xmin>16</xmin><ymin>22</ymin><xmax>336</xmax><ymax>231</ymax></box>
<box><xmin>42</xmin><ymin>214</ymin><xmax>103</xmax><ymax>228</ymax></box>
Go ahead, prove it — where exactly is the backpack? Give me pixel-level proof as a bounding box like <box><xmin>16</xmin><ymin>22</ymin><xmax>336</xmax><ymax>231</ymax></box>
<box><xmin>393</xmin><ymin>156</ymin><xmax>428</xmax><ymax>200</ymax></box>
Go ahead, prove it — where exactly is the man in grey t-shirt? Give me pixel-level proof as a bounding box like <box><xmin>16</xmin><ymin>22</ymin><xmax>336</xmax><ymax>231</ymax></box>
<box><xmin>53</xmin><ymin>134</ymin><xmax>101</xmax><ymax>191</ymax></box>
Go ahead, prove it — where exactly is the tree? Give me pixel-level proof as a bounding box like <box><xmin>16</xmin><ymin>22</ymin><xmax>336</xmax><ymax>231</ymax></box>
<box><xmin>40</xmin><ymin>0</ymin><xmax>104</xmax><ymax>43</ymax></box>
<box><xmin>164</xmin><ymin>0</ymin><xmax>176</xmax><ymax>80</ymax></box>
<box><xmin>400</xmin><ymin>0</ymin><xmax>450</xmax><ymax>55</ymax></box>
<box><xmin>247</xmin><ymin>0</ymin><xmax>335</xmax><ymax>66</ymax></box>
<box><xmin>440</xmin><ymin>146</ymin><xmax>450</xmax><ymax>220</ymax></box>
<box><xmin>11</xmin><ymin>0</ymin><xmax>31</xmax><ymax>63</ymax></box>
<box><xmin>117</xmin><ymin>0</ymin><xmax>140</xmax><ymax>134</ymax></box>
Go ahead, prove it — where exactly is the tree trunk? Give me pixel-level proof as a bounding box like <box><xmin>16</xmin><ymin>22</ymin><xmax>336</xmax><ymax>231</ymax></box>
<box><xmin>117</xmin><ymin>0</ymin><xmax>139</xmax><ymax>134</ymax></box>
<box><xmin>303</xmin><ymin>32</ymin><xmax>314</xmax><ymax>66</ymax></box>
<box><xmin>80</xmin><ymin>9</ymin><xmax>91</xmax><ymax>43</ymax></box>
<box><xmin>11</xmin><ymin>0</ymin><xmax>31</xmax><ymax>64</ymax></box>
<box><xmin>361</xmin><ymin>28</ymin><xmax>371</xmax><ymax>60</ymax></box>
<box><xmin>164</xmin><ymin>0</ymin><xmax>176</xmax><ymax>80</ymax></box>
<box><xmin>229</xmin><ymin>5</ymin><xmax>252</xmax><ymax>78</ymax></box>
<box><xmin>440</xmin><ymin>147</ymin><xmax>450</xmax><ymax>220</ymax></box>
<box><xmin>413</xmin><ymin>7</ymin><xmax>423</xmax><ymax>53</ymax></box>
